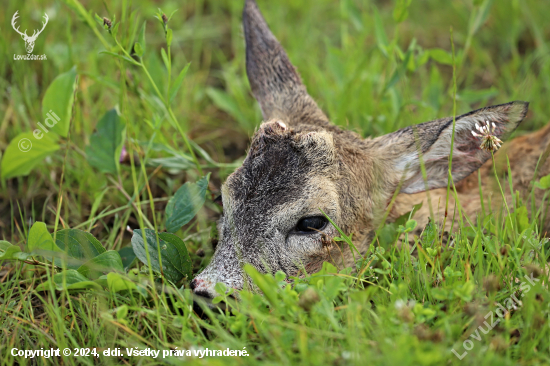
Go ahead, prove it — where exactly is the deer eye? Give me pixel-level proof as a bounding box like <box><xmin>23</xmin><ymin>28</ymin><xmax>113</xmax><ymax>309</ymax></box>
<box><xmin>296</xmin><ymin>216</ymin><xmax>328</xmax><ymax>233</ymax></box>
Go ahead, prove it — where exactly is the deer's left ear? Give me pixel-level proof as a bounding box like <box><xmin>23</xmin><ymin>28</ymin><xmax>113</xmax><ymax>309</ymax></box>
<box><xmin>243</xmin><ymin>0</ymin><xmax>328</xmax><ymax>125</ymax></box>
<box><xmin>372</xmin><ymin>101</ymin><xmax>529</xmax><ymax>194</ymax></box>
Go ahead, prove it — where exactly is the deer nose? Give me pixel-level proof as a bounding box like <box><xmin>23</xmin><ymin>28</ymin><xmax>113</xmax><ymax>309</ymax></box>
<box><xmin>190</xmin><ymin>278</ymin><xmax>214</xmax><ymax>299</ymax></box>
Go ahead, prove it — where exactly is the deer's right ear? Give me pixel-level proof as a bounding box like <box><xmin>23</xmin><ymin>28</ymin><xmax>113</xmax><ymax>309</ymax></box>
<box><xmin>243</xmin><ymin>0</ymin><xmax>327</xmax><ymax>125</ymax></box>
<box><xmin>371</xmin><ymin>101</ymin><xmax>529</xmax><ymax>194</ymax></box>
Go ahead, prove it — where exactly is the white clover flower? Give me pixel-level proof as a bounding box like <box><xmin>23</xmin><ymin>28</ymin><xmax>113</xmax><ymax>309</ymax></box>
<box><xmin>471</xmin><ymin>120</ymin><xmax>503</xmax><ymax>152</ymax></box>
<box><xmin>394</xmin><ymin>299</ymin><xmax>406</xmax><ymax>310</ymax></box>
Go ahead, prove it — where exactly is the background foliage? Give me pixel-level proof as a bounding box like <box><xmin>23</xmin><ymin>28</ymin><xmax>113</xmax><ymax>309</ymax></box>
<box><xmin>1</xmin><ymin>0</ymin><xmax>550</xmax><ymax>365</ymax></box>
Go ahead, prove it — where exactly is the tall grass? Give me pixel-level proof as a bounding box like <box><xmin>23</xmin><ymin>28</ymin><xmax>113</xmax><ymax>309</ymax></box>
<box><xmin>1</xmin><ymin>0</ymin><xmax>550</xmax><ymax>365</ymax></box>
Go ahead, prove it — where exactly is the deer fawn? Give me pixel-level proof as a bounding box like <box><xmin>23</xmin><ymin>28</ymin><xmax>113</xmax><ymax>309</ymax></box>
<box><xmin>190</xmin><ymin>0</ymin><xmax>544</xmax><ymax>299</ymax></box>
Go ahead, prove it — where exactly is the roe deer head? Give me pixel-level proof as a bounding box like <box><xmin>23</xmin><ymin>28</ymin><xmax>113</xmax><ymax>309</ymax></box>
<box><xmin>190</xmin><ymin>0</ymin><xmax>529</xmax><ymax>299</ymax></box>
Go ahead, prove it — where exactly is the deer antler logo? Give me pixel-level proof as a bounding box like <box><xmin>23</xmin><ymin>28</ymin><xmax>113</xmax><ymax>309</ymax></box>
<box><xmin>11</xmin><ymin>11</ymin><xmax>49</xmax><ymax>54</ymax></box>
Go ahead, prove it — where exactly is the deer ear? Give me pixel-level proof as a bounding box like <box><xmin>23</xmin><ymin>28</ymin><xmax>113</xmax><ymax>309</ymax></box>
<box><xmin>373</xmin><ymin>101</ymin><xmax>529</xmax><ymax>194</ymax></box>
<box><xmin>243</xmin><ymin>0</ymin><xmax>327</xmax><ymax>125</ymax></box>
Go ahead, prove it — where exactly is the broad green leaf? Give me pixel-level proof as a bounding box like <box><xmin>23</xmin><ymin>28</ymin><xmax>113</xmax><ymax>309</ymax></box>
<box><xmin>537</xmin><ymin>174</ymin><xmax>550</xmax><ymax>189</ymax></box>
<box><xmin>405</xmin><ymin>219</ymin><xmax>417</xmax><ymax>232</ymax></box>
<box><xmin>166</xmin><ymin>28</ymin><xmax>173</xmax><ymax>47</ymax></box>
<box><xmin>1</xmin><ymin>132</ymin><xmax>59</xmax><ymax>179</ymax></box>
<box><xmin>134</xmin><ymin>42</ymin><xmax>144</xmax><ymax>57</ymax></box>
<box><xmin>66</xmin><ymin>281</ymin><xmax>103</xmax><ymax>291</ymax></box>
<box><xmin>444</xmin><ymin>266</ymin><xmax>462</xmax><ymax>278</ymax></box>
<box><xmin>103</xmin><ymin>272</ymin><xmax>147</xmax><ymax>297</ymax></box>
<box><xmin>111</xmin><ymin>23</ymin><xmax>120</xmax><ymax>37</ymax></box>
<box><xmin>243</xmin><ymin>264</ymin><xmax>279</xmax><ymax>306</ymax></box>
<box><xmin>35</xmin><ymin>269</ymin><xmax>101</xmax><ymax>292</ymax></box>
<box><xmin>454</xmin><ymin>281</ymin><xmax>475</xmax><ymax>302</ymax></box>
<box><xmin>308</xmin><ymin>262</ymin><xmax>347</xmax><ymax>301</ymax></box>
<box><xmin>516</xmin><ymin>206</ymin><xmax>529</xmax><ymax>233</ymax></box>
<box><xmin>118</xmin><ymin>246</ymin><xmax>137</xmax><ymax>270</ymax></box>
<box><xmin>131</xmin><ymin>229</ymin><xmax>192</xmax><ymax>283</ymax></box>
<box><xmin>214</xmin><ymin>282</ymin><xmax>227</xmax><ymax>295</ymax></box>
<box><xmin>55</xmin><ymin>229</ymin><xmax>106</xmax><ymax>269</ymax></box>
<box><xmin>116</xmin><ymin>305</ymin><xmax>129</xmax><ymax>321</ymax></box>
<box><xmin>156</xmin><ymin>232</ymin><xmax>192</xmax><ymax>280</ymax></box>
<box><xmin>0</xmin><ymin>240</ymin><xmax>12</xmax><ymax>251</ymax></box>
<box><xmin>77</xmin><ymin>250</ymin><xmax>124</xmax><ymax>280</ymax></box>
<box><xmin>393</xmin><ymin>0</ymin><xmax>412</xmax><ymax>23</ymax></box>
<box><xmin>94</xmin><ymin>13</ymin><xmax>103</xmax><ymax>26</ymax></box>
<box><xmin>27</xmin><ymin>222</ymin><xmax>62</xmax><ymax>254</ymax></box>
<box><xmin>169</xmin><ymin>63</ymin><xmax>190</xmax><ymax>103</ymax></box>
<box><xmin>161</xmin><ymin>48</ymin><xmax>169</xmax><ymax>71</ymax></box>
<box><xmin>377</xmin><ymin>224</ymin><xmax>398</xmax><ymax>248</ymax></box>
<box><xmin>0</xmin><ymin>241</ymin><xmax>30</xmax><ymax>261</ymax></box>
<box><xmin>138</xmin><ymin>21</ymin><xmax>147</xmax><ymax>55</ymax></box>
<box><xmin>85</xmin><ymin>109</ymin><xmax>126</xmax><ymax>174</ymax></box>
<box><xmin>429</xmin><ymin>48</ymin><xmax>453</xmax><ymax>65</ymax></box>
<box><xmin>373</xmin><ymin>7</ymin><xmax>388</xmax><ymax>56</ymax></box>
<box><xmin>165</xmin><ymin>174</ymin><xmax>210</xmax><ymax>232</ymax></box>
<box><xmin>154</xmin><ymin>11</ymin><xmax>164</xmax><ymax>26</ymax></box>
<box><xmin>41</xmin><ymin>67</ymin><xmax>77</xmax><ymax>137</ymax></box>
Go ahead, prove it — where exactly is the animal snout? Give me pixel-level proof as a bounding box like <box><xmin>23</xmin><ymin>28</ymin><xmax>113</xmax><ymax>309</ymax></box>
<box><xmin>190</xmin><ymin>277</ymin><xmax>214</xmax><ymax>299</ymax></box>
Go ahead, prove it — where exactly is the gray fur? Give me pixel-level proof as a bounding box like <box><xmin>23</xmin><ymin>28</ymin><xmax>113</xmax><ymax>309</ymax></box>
<box><xmin>190</xmin><ymin>0</ymin><xmax>529</xmax><ymax>299</ymax></box>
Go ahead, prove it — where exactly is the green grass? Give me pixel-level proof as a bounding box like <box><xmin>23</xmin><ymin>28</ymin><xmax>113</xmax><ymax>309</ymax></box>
<box><xmin>1</xmin><ymin>0</ymin><xmax>550</xmax><ymax>365</ymax></box>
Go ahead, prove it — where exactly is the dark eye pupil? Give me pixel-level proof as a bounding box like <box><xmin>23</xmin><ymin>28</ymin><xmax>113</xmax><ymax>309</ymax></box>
<box><xmin>296</xmin><ymin>216</ymin><xmax>328</xmax><ymax>232</ymax></box>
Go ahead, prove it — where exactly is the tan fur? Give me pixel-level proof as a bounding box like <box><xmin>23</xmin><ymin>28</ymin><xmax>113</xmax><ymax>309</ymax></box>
<box><xmin>190</xmin><ymin>0</ymin><xmax>539</xmax><ymax>299</ymax></box>
<box><xmin>393</xmin><ymin>123</ymin><xmax>550</xmax><ymax>234</ymax></box>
